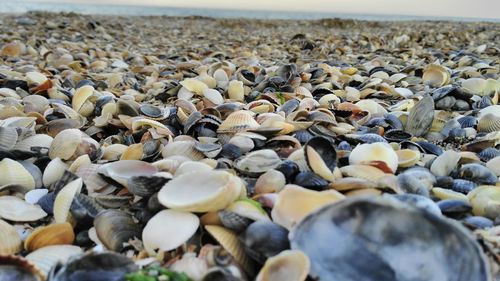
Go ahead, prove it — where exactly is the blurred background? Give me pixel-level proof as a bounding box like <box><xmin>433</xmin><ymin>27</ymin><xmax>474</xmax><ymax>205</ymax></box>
<box><xmin>1</xmin><ymin>0</ymin><xmax>499</xmax><ymax>21</ymax></box>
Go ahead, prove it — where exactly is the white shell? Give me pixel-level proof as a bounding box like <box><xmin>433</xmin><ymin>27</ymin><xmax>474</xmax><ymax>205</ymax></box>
<box><xmin>142</xmin><ymin>210</ymin><xmax>199</xmax><ymax>256</ymax></box>
<box><xmin>42</xmin><ymin>157</ymin><xmax>68</xmax><ymax>187</ymax></box>
<box><xmin>349</xmin><ymin>142</ymin><xmax>398</xmax><ymax>173</ymax></box>
<box><xmin>25</xmin><ymin>189</ymin><xmax>48</xmax><ymax>204</ymax></box>
<box><xmin>158</xmin><ymin>170</ymin><xmax>243</xmax><ymax>213</ymax></box>
<box><xmin>98</xmin><ymin>160</ymin><xmax>158</xmax><ymax>187</ymax></box>
<box><xmin>54</xmin><ymin>178</ymin><xmax>83</xmax><ymax>223</ymax></box>
<box><xmin>0</xmin><ymin>158</ymin><xmax>36</xmax><ymax>192</ymax></box>
<box><xmin>430</xmin><ymin>150</ymin><xmax>461</xmax><ymax>177</ymax></box>
<box><xmin>26</xmin><ymin>245</ymin><xmax>83</xmax><ymax>276</ymax></box>
<box><xmin>256</xmin><ymin>250</ymin><xmax>310</xmax><ymax>281</ymax></box>
<box><xmin>14</xmin><ymin>134</ymin><xmax>53</xmax><ymax>151</ymax></box>
<box><xmin>0</xmin><ymin>196</ymin><xmax>47</xmax><ymax>222</ymax></box>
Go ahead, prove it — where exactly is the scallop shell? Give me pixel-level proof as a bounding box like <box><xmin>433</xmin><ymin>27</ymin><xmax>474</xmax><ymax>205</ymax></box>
<box><xmin>0</xmin><ymin>158</ymin><xmax>35</xmax><ymax>192</ymax></box>
<box><xmin>25</xmin><ymin>245</ymin><xmax>83</xmax><ymax>277</ymax></box>
<box><xmin>349</xmin><ymin>142</ymin><xmax>398</xmax><ymax>173</ymax></box>
<box><xmin>49</xmin><ymin>129</ymin><xmax>99</xmax><ymax>161</ymax></box>
<box><xmin>217</xmin><ymin>110</ymin><xmax>259</xmax><ymax>134</ymax></box>
<box><xmin>477</xmin><ymin>113</ymin><xmax>500</xmax><ymax>133</ymax></box>
<box><xmin>0</xmin><ymin>126</ymin><xmax>18</xmax><ymax>150</ymax></box>
<box><xmin>271</xmin><ymin>185</ymin><xmax>344</xmax><ymax>230</ymax></box>
<box><xmin>14</xmin><ymin>134</ymin><xmax>53</xmax><ymax>152</ymax></box>
<box><xmin>256</xmin><ymin>250</ymin><xmax>310</xmax><ymax>281</ymax></box>
<box><xmin>24</xmin><ymin>222</ymin><xmax>75</xmax><ymax>252</ymax></box>
<box><xmin>205</xmin><ymin>225</ymin><xmax>255</xmax><ymax>275</ymax></box>
<box><xmin>53</xmin><ymin>178</ymin><xmax>83</xmax><ymax>223</ymax></box>
<box><xmin>228</xmin><ymin>80</ymin><xmax>244</xmax><ymax>101</ymax></box>
<box><xmin>142</xmin><ymin>209</ymin><xmax>199</xmax><ymax>256</ymax></box>
<box><xmin>396</xmin><ymin>149</ymin><xmax>421</xmax><ymax>168</ymax></box>
<box><xmin>161</xmin><ymin>140</ymin><xmax>205</xmax><ymax>161</ymax></box>
<box><xmin>158</xmin><ymin>170</ymin><xmax>243</xmax><ymax>213</ymax></box>
<box><xmin>0</xmin><ymin>196</ymin><xmax>47</xmax><ymax>222</ymax></box>
<box><xmin>0</xmin><ymin>219</ymin><xmax>22</xmax><ymax>255</ymax></box>
<box><xmin>422</xmin><ymin>64</ymin><xmax>450</xmax><ymax>87</ymax></box>
<box><xmin>42</xmin><ymin>157</ymin><xmax>68</xmax><ymax>187</ymax></box>
<box><xmin>98</xmin><ymin>160</ymin><xmax>158</xmax><ymax>188</ymax></box>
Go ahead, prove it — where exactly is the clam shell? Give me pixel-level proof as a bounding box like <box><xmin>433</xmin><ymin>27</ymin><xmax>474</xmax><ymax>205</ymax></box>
<box><xmin>0</xmin><ymin>254</ymin><xmax>45</xmax><ymax>281</ymax></box>
<box><xmin>0</xmin><ymin>219</ymin><xmax>22</xmax><ymax>255</ymax></box>
<box><xmin>477</xmin><ymin>113</ymin><xmax>500</xmax><ymax>133</ymax></box>
<box><xmin>48</xmin><ymin>129</ymin><xmax>98</xmax><ymax>161</ymax></box>
<box><xmin>430</xmin><ymin>150</ymin><xmax>460</xmax><ymax>177</ymax></box>
<box><xmin>158</xmin><ymin>170</ymin><xmax>242</xmax><ymax>212</ymax></box>
<box><xmin>486</xmin><ymin>156</ymin><xmax>500</xmax><ymax>176</ymax></box>
<box><xmin>396</xmin><ymin>149</ymin><xmax>421</xmax><ymax>168</ymax></box>
<box><xmin>290</xmin><ymin>197</ymin><xmax>489</xmax><ymax>281</ymax></box>
<box><xmin>0</xmin><ymin>158</ymin><xmax>35</xmax><ymax>192</ymax></box>
<box><xmin>180</xmin><ymin>78</ymin><xmax>208</xmax><ymax>95</ymax></box>
<box><xmin>67</xmin><ymin>154</ymin><xmax>91</xmax><ymax>173</ymax></box>
<box><xmin>203</xmin><ymin>88</ymin><xmax>225</xmax><ymax>105</ymax></box>
<box><xmin>72</xmin><ymin>85</ymin><xmax>94</xmax><ymax>117</ymax></box>
<box><xmin>53</xmin><ymin>178</ymin><xmax>83</xmax><ymax>223</ymax></box>
<box><xmin>94</xmin><ymin>210</ymin><xmax>142</xmax><ymax>251</ymax></box>
<box><xmin>339</xmin><ymin>164</ymin><xmax>387</xmax><ymax>180</ymax></box>
<box><xmin>422</xmin><ymin>64</ymin><xmax>450</xmax><ymax>87</ymax></box>
<box><xmin>349</xmin><ymin>142</ymin><xmax>398</xmax><ymax>173</ymax></box>
<box><xmin>24</xmin><ymin>222</ymin><xmax>74</xmax><ymax>252</ymax></box>
<box><xmin>205</xmin><ymin>225</ymin><xmax>255</xmax><ymax>275</ymax></box>
<box><xmin>98</xmin><ymin>160</ymin><xmax>158</xmax><ymax>188</ymax></box>
<box><xmin>75</xmin><ymin>164</ymin><xmax>112</xmax><ymax>194</ymax></box>
<box><xmin>405</xmin><ymin>95</ymin><xmax>434</xmax><ymax>137</ymax></box>
<box><xmin>431</xmin><ymin>188</ymin><xmax>469</xmax><ymax>201</ymax></box>
<box><xmin>304</xmin><ymin>137</ymin><xmax>336</xmax><ymax>181</ymax></box>
<box><xmin>226</xmin><ymin>199</ymin><xmax>270</xmax><ymax>222</ymax></box>
<box><xmin>101</xmin><ymin>144</ymin><xmax>128</xmax><ymax>160</ymax></box>
<box><xmin>25</xmin><ymin>245</ymin><xmax>83</xmax><ymax>277</ymax></box>
<box><xmin>42</xmin><ymin>157</ymin><xmax>68</xmax><ymax>187</ymax></box>
<box><xmin>254</xmin><ymin>169</ymin><xmax>286</xmax><ymax>194</ymax></box>
<box><xmin>271</xmin><ymin>185</ymin><xmax>344</xmax><ymax>230</ymax></box>
<box><xmin>119</xmin><ymin>143</ymin><xmax>143</xmax><ymax>160</ymax></box>
<box><xmin>131</xmin><ymin>118</ymin><xmax>173</xmax><ymax>135</ymax></box>
<box><xmin>217</xmin><ymin>110</ymin><xmax>259</xmax><ymax>134</ymax></box>
<box><xmin>256</xmin><ymin>250</ymin><xmax>310</xmax><ymax>281</ymax></box>
<box><xmin>468</xmin><ymin>186</ymin><xmax>500</xmax><ymax>219</ymax></box>
<box><xmin>329</xmin><ymin>177</ymin><xmax>378</xmax><ymax>191</ymax></box>
<box><xmin>234</xmin><ymin>149</ymin><xmax>282</xmax><ymax>176</ymax></box>
<box><xmin>142</xmin><ymin>209</ymin><xmax>199</xmax><ymax>256</ymax></box>
<box><xmin>0</xmin><ymin>196</ymin><xmax>47</xmax><ymax>222</ymax></box>
<box><xmin>0</xmin><ymin>127</ymin><xmax>18</xmax><ymax>150</ymax></box>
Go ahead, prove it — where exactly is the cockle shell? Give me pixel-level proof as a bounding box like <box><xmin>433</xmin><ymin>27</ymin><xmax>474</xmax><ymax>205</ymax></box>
<box><xmin>158</xmin><ymin>170</ymin><xmax>243</xmax><ymax>212</ymax></box>
<box><xmin>217</xmin><ymin>110</ymin><xmax>259</xmax><ymax>134</ymax></box>
<box><xmin>142</xmin><ymin>210</ymin><xmax>199</xmax><ymax>256</ymax></box>
<box><xmin>53</xmin><ymin>178</ymin><xmax>83</xmax><ymax>223</ymax></box>
<box><xmin>0</xmin><ymin>219</ymin><xmax>22</xmax><ymax>255</ymax></box>
<box><xmin>256</xmin><ymin>250</ymin><xmax>310</xmax><ymax>281</ymax></box>
<box><xmin>48</xmin><ymin>129</ymin><xmax>99</xmax><ymax>161</ymax></box>
<box><xmin>0</xmin><ymin>196</ymin><xmax>46</xmax><ymax>222</ymax></box>
<box><xmin>349</xmin><ymin>142</ymin><xmax>398</xmax><ymax>173</ymax></box>
<box><xmin>24</xmin><ymin>223</ymin><xmax>75</xmax><ymax>252</ymax></box>
<box><xmin>42</xmin><ymin>158</ymin><xmax>68</xmax><ymax>187</ymax></box>
<box><xmin>25</xmin><ymin>245</ymin><xmax>83</xmax><ymax>277</ymax></box>
<box><xmin>423</xmin><ymin>64</ymin><xmax>450</xmax><ymax>87</ymax></box>
<box><xmin>0</xmin><ymin>158</ymin><xmax>35</xmax><ymax>192</ymax></box>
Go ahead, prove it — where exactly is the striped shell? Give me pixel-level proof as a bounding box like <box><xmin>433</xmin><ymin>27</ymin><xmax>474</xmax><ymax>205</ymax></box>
<box><xmin>0</xmin><ymin>219</ymin><xmax>22</xmax><ymax>255</ymax></box>
<box><xmin>477</xmin><ymin>113</ymin><xmax>500</xmax><ymax>133</ymax></box>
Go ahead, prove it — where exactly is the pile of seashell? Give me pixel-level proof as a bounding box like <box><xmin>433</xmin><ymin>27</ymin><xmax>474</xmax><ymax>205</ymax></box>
<box><xmin>0</xmin><ymin>11</ymin><xmax>499</xmax><ymax>281</ymax></box>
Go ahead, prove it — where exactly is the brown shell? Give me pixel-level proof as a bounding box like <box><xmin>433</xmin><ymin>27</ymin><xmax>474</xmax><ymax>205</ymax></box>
<box><xmin>24</xmin><ymin>223</ymin><xmax>75</xmax><ymax>252</ymax></box>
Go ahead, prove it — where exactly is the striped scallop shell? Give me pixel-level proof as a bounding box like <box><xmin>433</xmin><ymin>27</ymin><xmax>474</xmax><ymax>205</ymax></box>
<box><xmin>477</xmin><ymin>113</ymin><xmax>500</xmax><ymax>133</ymax></box>
<box><xmin>0</xmin><ymin>126</ymin><xmax>18</xmax><ymax>150</ymax></box>
<box><xmin>0</xmin><ymin>158</ymin><xmax>35</xmax><ymax>192</ymax></box>
<box><xmin>0</xmin><ymin>219</ymin><xmax>22</xmax><ymax>255</ymax></box>
<box><xmin>217</xmin><ymin>110</ymin><xmax>259</xmax><ymax>134</ymax></box>
<box><xmin>25</xmin><ymin>245</ymin><xmax>83</xmax><ymax>277</ymax></box>
<box><xmin>53</xmin><ymin>178</ymin><xmax>83</xmax><ymax>223</ymax></box>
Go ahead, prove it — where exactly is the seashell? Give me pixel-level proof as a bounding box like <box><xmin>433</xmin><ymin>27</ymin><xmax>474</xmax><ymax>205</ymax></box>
<box><xmin>459</xmin><ymin>163</ymin><xmax>497</xmax><ymax>185</ymax></box>
<box><xmin>437</xmin><ymin>199</ymin><xmax>472</xmax><ymax>215</ymax></box>
<box><xmin>271</xmin><ymin>185</ymin><xmax>344</xmax><ymax>230</ymax></box>
<box><xmin>94</xmin><ymin>210</ymin><xmax>142</xmax><ymax>252</ymax></box>
<box><xmin>25</xmin><ymin>245</ymin><xmax>83</xmax><ymax>277</ymax></box>
<box><xmin>228</xmin><ymin>135</ymin><xmax>255</xmax><ymax>154</ymax></box>
<box><xmin>75</xmin><ymin>164</ymin><xmax>112</xmax><ymax>194</ymax></box>
<box><xmin>14</xmin><ymin>134</ymin><xmax>53</xmax><ymax>152</ymax></box>
<box><xmin>0</xmin><ymin>196</ymin><xmax>47</xmax><ymax>222</ymax></box>
<box><xmin>396</xmin><ymin>149</ymin><xmax>421</xmax><ymax>168</ymax></box>
<box><xmin>416</xmin><ymin>141</ymin><xmax>443</xmax><ymax>156</ymax></box>
<box><xmin>72</xmin><ymin>85</ymin><xmax>94</xmax><ymax>117</ymax></box>
<box><xmin>53</xmin><ymin>178</ymin><xmax>83</xmax><ymax>223</ymax></box>
<box><xmin>131</xmin><ymin>118</ymin><xmax>174</xmax><ymax>135</ymax></box>
<box><xmin>431</xmin><ymin>187</ymin><xmax>469</xmax><ymax>201</ymax></box>
<box><xmin>468</xmin><ymin>186</ymin><xmax>499</xmax><ymax>219</ymax></box>
<box><xmin>116</xmin><ymin>99</ymin><xmax>140</xmax><ymax>116</ymax></box>
<box><xmin>0</xmin><ymin>158</ymin><xmax>35</xmax><ymax>192</ymax></box>
<box><xmin>119</xmin><ymin>143</ymin><xmax>143</xmax><ymax>160</ymax></box>
<box><xmin>68</xmin><ymin>154</ymin><xmax>91</xmax><ymax>173</ymax></box>
<box><xmin>349</xmin><ymin>142</ymin><xmax>398</xmax><ymax>173</ymax></box>
<box><xmin>175</xmin><ymin>161</ymin><xmax>213</xmax><ymax>177</ymax></box>
<box><xmin>390</xmin><ymin>194</ymin><xmax>441</xmax><ymax>216</ymax></box>
<box><xmin>256</xmin><ymin>250</ymin><xmax>310</xmax><ymax>281</ymax></box>
<box><xmin>234</xmin><ymin>149</ymin><xmax>282</xmax><ymax>176</ymax></box>
<box><xmin>42</xmin><ymin>157</ymin><xmax>68</xmax><ymax>187</ymax></box>
<box><xmin>0</xmin><ymin>127</ymin><xmax>18</xmax><ymax>150</ymax></box>
<box><xmin>49</xmin><ymin>252</ymin><xmax>138</xmax><ymax>281</ymax></box>
<box><xmin>422</xmin><ymin>64</ymin><xmax>450</xmax><ymax>87</ymax></box>
<box><xmin>1</xmin><ymin>41</ymin><xmax>26</xmax><ymax>56</ymax></box>
<box><xmin>451</xmin><ymin>179</ymin><xmax>478</xmax><ymax>194</ymax></box>
<box><xmin>0</xmin><ymin>219</ymin><xmax>22</xmax><ymax>255</ymax></box>
<box><xmin>346</xmin><ymin>133</ymin><xmax>387</xmax><ymax>144</ymax></box>
<box><xmin>217</xmin><ymin>110</ymin><xmax>259</xmax><ymax>134</ymax></box>
<box><xmin>355</xmin><ymin>100</ymin><xmax>387</xmax><ymax>118</ymax></box>
<box><xmin>203</xmin><ymin>88</ymin><xmax>224</xmax><ymax>105</ymax></box>
<box><xmin>239</xmin><ymin>221</ymin><xmax>289</xmax><ymax>263</ymax></box>
<box><xmin>254</xmin><ymin>169</ymin><xmax>286</xmax><ymax>194</ymax></box>
<box><xmin>435</xmin><ymin>96</ymin><xmax>456</xmax><ymax>110</ymax></box>
<box><xmin>24</xmin><ymin>222</ymin><xmax>75</xmax><ymax>252</ymax></box>
<box><xmin>101</xmin><ymin>144</ymin><xmax>128</xmax><ymax>160</ymax></box>
<box><xmin>142</xmin><ymin>209</ymin><xmax>199</xmax><ymax>256</ymax></box>
<box><xmin>486</xmin><ymin>156</ymin><xmax>500</xmax><ymax>176</ymax></box>
<box><xmin>162</xmin><ymin>140</ymin><xmax>205</xmax><ymax>161</ymax></box>
<box><xmin>405</xmin><ymin>95</ymin><xmax>434</xmax><ymax>137</ymax></box>
<box><xmin>290</xmin><ymin>197</ymin><xmax>489</xmax><ymax>281</ymax></box>
<box><xmin>98</xmin><ymin>160</ymin><xmax>157</xmax><ymax>188</ymax></box>
<box><xmin>293</xmin><ymin>171</ymin><xmax>329</xmax><ymax>190</ymax></box>
<box><xmin>139</xmin><ymin>104</ymin><xmax>164</xmax><ymax>119</ymax></box>
<box><xmin>158</xmin><ymin>170</ymin><xmax>243</xmax><ymax>212</ymax></box>
<box><xmin>430</xmin><ymin>150</ymin><xmax>460</xmax><ymax>177</ymax></box>
<box><xmin>225</xmin><ymin>199</ymin><xmax>269</xmax><ymax>222</ymax></box>
<box><xmin>205</xmin><ymin>225</ymin><xmax>256</xmax><ymax>276</ymax></box>
<box><xmin>126</xmin><ymin>175</ymin><xmax>169</xmax><ymax>197</ymax></box>
<box><xmin>169</xmin><ymin>252</ymin><xmax>209</xmax><ymax>280</ymax></box>
<box><xmin>0</xmin><ymin>254</ymin><xmax>45</xmax><ymax>281</ymax></box>
<box><xmin>180</xmin><ymin>78</ymin><xmax>208</xmax><ymax>95</ymax></box>
<box><xmin>462</xmin><ymin>216</ymin><xmax>494</xmax><ymax>230</ymax></box>
<box><xmin>477</xmin><ymin>113</ymin><xmax>500</xmax><ymax>133</ymax></box>
<box><xmin>396</xmin><ymin>173</ymin><xmax>429</xmax><ymax>197</ymax></box>
<box><xmin>457</xmin><ymin>116</ymin><xmax>477</xmax><ymax>129</ymax></box>
<box><xmin>479</xmin><ymin>147</ymin><xmax>500</xmax><ymax>162</ymax></box>
<box><xmin>25</xmin><ymin>189</ymin><xmax>48</xmax><ymax>205</ymax></box>
<box><xmin>339</xmin><ymin>164</ymin><xmax>387</xmax><ymax>180</ymax></box>
<box><xmin>44</xmin><ymin>119</ymin><xmax>81</xmax><ymax>137</ymax></box>
<box><xmin>218</xmin><ymin>210</ymin><xmax>253</xmax><ymax>233</ymax></box>
<box><xmin>384</xmin><ymin>129</ymin><xmax>412</xmax><ymax>142</ymax></box>
<box><xmin>49</xmin><ymin>129</ymin><xmax>99</xmax><ymax>161</ymax></box>
<box><xmin>304</xmin><ymin>136</ymin><xmax>336</xmax><ymax>181</ymax></box>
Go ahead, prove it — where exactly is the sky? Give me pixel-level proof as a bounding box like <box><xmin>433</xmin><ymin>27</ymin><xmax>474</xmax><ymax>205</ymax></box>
<box><xmin>25</xmin><ymin>0</ymin><xmax>500</xmax><ymax>19</ymax></box>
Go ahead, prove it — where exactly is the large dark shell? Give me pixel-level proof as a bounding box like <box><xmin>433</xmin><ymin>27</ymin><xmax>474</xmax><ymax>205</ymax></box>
<box><xmin>239</xmin><ymin>221</ymin><xmax>290</xmax><ymax>264</ymax></box>
<box><xmin>290</xmin><ymin>197</ymin><xmax>490</xmax><ymax>281</ymax></box>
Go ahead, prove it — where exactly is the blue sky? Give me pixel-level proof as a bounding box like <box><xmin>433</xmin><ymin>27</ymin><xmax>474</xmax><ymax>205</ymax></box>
<box><xmin>23</xmin><ymin>0</ymin><xmax>500</xmax><ymax>19</ymax></box>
